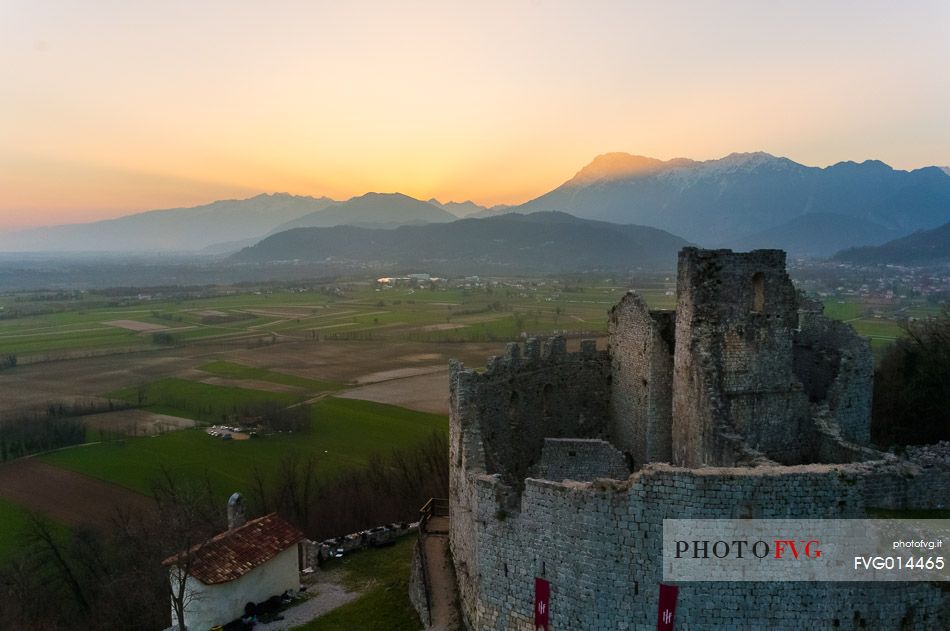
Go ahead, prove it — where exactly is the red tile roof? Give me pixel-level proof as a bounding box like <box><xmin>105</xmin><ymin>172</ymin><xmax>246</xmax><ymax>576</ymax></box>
<box><xmin>162</xmin><ymin>513</ymin><xmax>303</xmax><ymax>585</ymax></box>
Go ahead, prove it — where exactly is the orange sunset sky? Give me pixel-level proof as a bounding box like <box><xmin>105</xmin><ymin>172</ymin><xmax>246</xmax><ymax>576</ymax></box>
<box><xmin>1</xmin><ymin>1</ymin><xmax>948</xmax><ymax>230</ymax></box>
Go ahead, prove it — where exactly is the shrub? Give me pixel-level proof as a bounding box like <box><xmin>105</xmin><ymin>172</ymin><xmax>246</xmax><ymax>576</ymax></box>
<box><xmin>872</xmin><ymin>308</ymin><xmax>950</xmax><ymax>448</ymax></box>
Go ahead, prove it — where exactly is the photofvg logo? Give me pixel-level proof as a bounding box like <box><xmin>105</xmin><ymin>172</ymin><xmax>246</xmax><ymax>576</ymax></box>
<box><xmin>674</xmin><ymin>538</ymin><xmax>822</xmax><ymax>560</ymax></box>
<box><xmin>662</xmin><ymin>519</ymin><xmax>949</xmax><ymax>582</ymax></box>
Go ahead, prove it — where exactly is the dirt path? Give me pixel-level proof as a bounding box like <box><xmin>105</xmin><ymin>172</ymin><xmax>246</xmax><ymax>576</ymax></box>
<box><xmin>194</xmin><ymin>375</ymin><xmax>305</xmax><ymax>393</ymax></box>
<box><xmin>354</xmin><ymin>365</ymin><xmax>446</xmax><ymax>384</ymax></box>
<box><xmin>0</xmin><ymin>459</ymin><xmax>154</xmax><ymax>528</ymax></box>
<box><xmin>421</xmin><ymin>518</ymin><xmax>459</xmax><ymax>631</ymax></box>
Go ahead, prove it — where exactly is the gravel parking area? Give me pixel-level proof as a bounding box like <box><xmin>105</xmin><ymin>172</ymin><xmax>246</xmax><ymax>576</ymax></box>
<box><xmin>254</xmin><ymin>574</ymin><xmax>360</xmax><ymax>630</ymax></box>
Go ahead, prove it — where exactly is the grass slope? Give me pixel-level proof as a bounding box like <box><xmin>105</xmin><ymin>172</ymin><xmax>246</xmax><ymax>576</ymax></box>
<box><xmin>41</xmin><ymin>397</ymin><xmax>447</xmax><ymax>498</ymax></box>
<box><xmin>0</xmin><ymin>498</ymin><xmax>36</xmax><ymax>561</ymax></box>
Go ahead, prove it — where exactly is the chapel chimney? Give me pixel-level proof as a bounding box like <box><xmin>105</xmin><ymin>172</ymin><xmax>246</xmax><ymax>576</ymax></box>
<box><xmin>227</xmin><ymin>492</ymin><xmax>246</xmax><ymax>529</ymax></box>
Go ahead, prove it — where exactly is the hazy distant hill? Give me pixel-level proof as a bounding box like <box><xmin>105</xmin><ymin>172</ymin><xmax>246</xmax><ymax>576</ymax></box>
<box><xmin>465</xmin><ymin>205</ymin><xmax>517</xmax><ymax>219</ymax></box>
<box><xmin>515</xmin><ymin>152</ymin><xmax>950</xmax><ymax>256</ymax></box>
<box><xmin>834</xmin><ymin>221</ymin><xmax>950</xmax><ymax>265</ymax></box>
<box><xmin>233</xmin><ymin>211</ymin><xmax>689</xmax><ymax>273</ymax></box>
<box><xmin>274</xmin><ymin>192</ymin><xmax>455</xmax><ymax>231</ymax></box>
<box><xmin>0</xmin><ymin>193</ymin><xmax>335</xmax><ymax>253</ymax></box>
<box><xmin>0</xmin><ymin>191</ymin><xmax>458</xmax><ymax>253</ymax></box>
<box><xmin>729</xmin><ymin>213</ymin><xmax>901</xmax><ymax>258</ymax></box>
<box><xmin>428</xmin><ymin>199</ymin><xmax>513</xmax><ymax>218</ymax></box>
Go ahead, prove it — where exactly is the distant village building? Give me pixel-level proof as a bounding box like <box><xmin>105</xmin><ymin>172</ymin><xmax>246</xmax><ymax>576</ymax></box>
<box><xmin>376</xmin><ymin>273</ymin><xmax>442</xmax><ymax>287</ymax></box>
<box><xmin>163</xmin><ymin>494</ymin><xmax>303</xmax><ymax>630</ymax></box>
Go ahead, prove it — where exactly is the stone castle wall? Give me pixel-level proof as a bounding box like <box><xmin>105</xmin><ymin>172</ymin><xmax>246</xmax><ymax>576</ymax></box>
<box><xmin>450</xmin><ymin>338</ymin><xmax>611</xmax><ymax>489</ymax></box>
<box><xmin>794</xmin><ymin>304</ymin><xmax>874</xmax><ymax>445</ymax></box>
<box><xmin>531</xmin><ymin>438</ymin><xmax>630</xmax><ymax>483</ymax></box>
<box><xmin>446</xmin><ymin>248</ymin><xmax>935</xmax><ymax>631</ymax></box>
<box><xmin>449</xmin><ymin>339</ymin><xmax>613</xmax><ymax>623</ymax></box>
<box><xmin>451</xmin><ymin>453</ymin><xmax>950</xmax><ymax>631</ymax></box>
<box><xmin>608</xmin><ymin>293</ymin><xmax>674</xmax><ymax>468</ymax></box>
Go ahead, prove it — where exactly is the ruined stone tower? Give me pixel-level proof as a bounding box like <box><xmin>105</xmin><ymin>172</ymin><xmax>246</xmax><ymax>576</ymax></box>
<box><xmin>448</xmin><ymin>248</ymin><xmax>949</xmax><ymax>631</ymax></box>
<box><xmin>608</xmin><ymin>247</ymin><xmax>874</xmax><ymax>470</ymax></box>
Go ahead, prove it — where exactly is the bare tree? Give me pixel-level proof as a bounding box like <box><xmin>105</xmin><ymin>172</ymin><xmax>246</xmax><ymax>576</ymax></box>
<box><xmin>26</xmin><ymin>514</ymin><xmax>90</xmax><ymax>616</ymax></box>
<box><xmin>0</xmin><ymin>507</ymin><xmax>169</xmax><ymax>630</ymax></box>
<box><xmin>152</xmin><ymin>467</ymin><xmax>225</xmax><ymax>630</ymax></box>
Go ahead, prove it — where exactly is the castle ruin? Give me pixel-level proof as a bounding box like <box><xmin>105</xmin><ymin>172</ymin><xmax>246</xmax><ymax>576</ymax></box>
<box><xmin>448</xmin><ymin>248</ymin><xmax>949</xmax><ymax>630</ymax></box>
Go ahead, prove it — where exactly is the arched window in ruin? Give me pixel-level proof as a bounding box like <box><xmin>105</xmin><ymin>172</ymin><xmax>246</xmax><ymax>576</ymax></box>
<box><xmin>751</xmin><ymin>272</ymin><xmax>765</xmax><ymax>313</ymax></box>
<box><xmin>542</xmin><ymin>383</ymin><xmax>554</xmax><ymax>417</ymax></box>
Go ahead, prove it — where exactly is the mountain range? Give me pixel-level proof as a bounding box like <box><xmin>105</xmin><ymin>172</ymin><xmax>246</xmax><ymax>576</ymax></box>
<box><xmin>273</xmin><ymin>192</ymin><xmax>455</xmax><ymax>231</ymax></box>
<box><xmin>0</xmin><ymin>192</ymin><xmax>479</xmax><ymax>253</ymax></box>
<box><xmin>0</xmin><ymin>193</ymin><xmax>334</xmax><ymax>252</ymax></box>
<box><xmin>2</xmin><ymin>151</ymin><xmax>948</xmax><ymax>259</ymax></box>
<box><xmin>231</xmin><ymin>211</ymin><xmax>689</xmax><ymax>273</ymax></box>
<box><xmin>517</xmin><ymin>152</ymin><xmax>950</xmax><ymax>256</ymax></box>
<box><xmin>428</xmin><ymin>199</ymin><xmax>512</xmax><ymax>218</ymax></box>
<box><xmin>834</xmin><ymin>221</ymin><xmax>950</xmax><ymax>266</ymax></box>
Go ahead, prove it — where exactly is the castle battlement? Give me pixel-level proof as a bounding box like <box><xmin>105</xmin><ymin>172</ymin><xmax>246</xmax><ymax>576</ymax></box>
<box><xmin>448</xmin><ymin>248</ymin><xmax>950</xmax><ymax>630</ymax></box>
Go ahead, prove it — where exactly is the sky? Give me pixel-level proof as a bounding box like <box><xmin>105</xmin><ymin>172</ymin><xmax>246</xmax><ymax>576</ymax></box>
<box><xmin>1</xmin><ymin>1</ymin><xmax>949</xmax><ymax>230</ymax></box>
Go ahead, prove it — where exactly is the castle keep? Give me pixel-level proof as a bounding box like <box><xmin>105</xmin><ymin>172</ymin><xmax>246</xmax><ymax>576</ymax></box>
<box><xmin>448</xmin><ymin>248</ymin><xmax>949</xmax><ymax>630</ymax></box>
<box><xmin>610</xmin><ymin>247</ymin><xmax>875</xmax><ymax>470</ymax></box>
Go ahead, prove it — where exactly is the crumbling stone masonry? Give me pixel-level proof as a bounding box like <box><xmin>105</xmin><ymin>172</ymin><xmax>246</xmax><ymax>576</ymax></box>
<box><xmin>448</xmin><ymin>248</ymin><xmax>949</xmax><ymax>630</ymax></box>
<box><xmin>608</xmin><ymin>292</ymin><xmax>674</xmax><ymax>468</ymax></box>
<box><xmin>669</xmin><ymin>248</ymin><xmax>874</xmax><ymax>467</ymax></box>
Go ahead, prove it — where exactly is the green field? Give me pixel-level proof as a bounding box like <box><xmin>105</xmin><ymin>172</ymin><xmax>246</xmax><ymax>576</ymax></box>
<box><xmin>293</xmin><ymin>535</ymin><xmax>421</xmax><ymax>631</ymax></box>
<box><xmin>849</xmin><ymin>319</ymin><xmax>904</xmax><ymax>353</ymax></box>
<box><xmin>0</xmin><ymin>325</ymin><xmax>152</xmax><ymax>355</ymax></box>
<box><xmin>821</xmin><ymin>300</ymin><xmax>864</xmax><ymax>321</ymax></box>
<box><xmin>109</xmin><ymin>377</ymin><xmax>308</xmax><ymax>424</ymax></box>
<box><xmin>197</xmin><ymin>360</ymin><xmax>342</xmax><ymax>391</ymax></box>
<box><xmin>820</xmin><ymin>298</ymin><xmax>922</xmax><ymax>356</ymax></box>
<box><xmin>41</xmin><ymin>397</ymin><xmax>447</xmax><ymax>498</ymax></box>
<box><xmin>0</xmin><ymin>498</ymin><xmax>36</xmax><ymax>561</ymax></box>
<box><xmin>2</xmin><ymin>278</ymin><xmax>931</xmax><ymax>363</ymax></box>
<box><xmin>0</xmin><ymin>281</ymin><xmax>654</xmax><ymax>359</ymax></box>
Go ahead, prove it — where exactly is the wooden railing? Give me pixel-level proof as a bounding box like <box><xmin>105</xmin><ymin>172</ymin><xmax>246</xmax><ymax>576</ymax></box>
<box><xmin>419</xmin><ymin>497</ymin><xmax>449</xmax><ymax>534</ymax></box>
<box><xmin>416</xmin><ymin>498</ymin><xmax>450</xmax><ymax>623</ymax></box>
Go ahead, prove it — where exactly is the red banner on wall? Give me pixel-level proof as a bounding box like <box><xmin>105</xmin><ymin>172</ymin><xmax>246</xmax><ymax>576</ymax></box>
<box><xmin>534</xmin><ymin>577</ymin><xmax>550</xmax><ymax>630</ymax></box>
<box><xmin>656</xmin><ymin>583</ymin><xmax>678</xmax><ymax>631</ymax></box>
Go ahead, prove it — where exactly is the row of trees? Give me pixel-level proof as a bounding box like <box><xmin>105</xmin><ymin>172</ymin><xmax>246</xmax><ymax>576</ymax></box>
<box><xmin>246</xmin><ymin>431</ymin><xmax>449</xmax><ymax>539</ymax></box>
<box><xmin>251</xmin><ymin>401</ymin><xmax>311</xmax><ymax>434</ymax></box>
<box><xmin>0</xmin><ymin>399</ymin><xmax>132</xmax><ymax>462</ymax></box>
